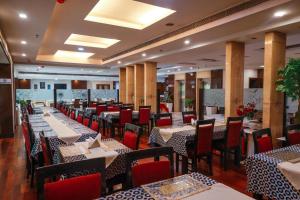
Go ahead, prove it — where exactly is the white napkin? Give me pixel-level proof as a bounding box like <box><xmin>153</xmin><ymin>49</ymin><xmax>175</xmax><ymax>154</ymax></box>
<box><xmin>159</xmin><ymin>126</ymin><xmax>195</xmax><ymax>142</ymax></box>
<box><xmin>278</xmin><ymin>161</ymin><xmax>300</xmax><ymax>190</ymax></box>
<box><xmin>184</xmin><ymin>183</ymin><xmax>254</xmax><ymax>200</ymax></box>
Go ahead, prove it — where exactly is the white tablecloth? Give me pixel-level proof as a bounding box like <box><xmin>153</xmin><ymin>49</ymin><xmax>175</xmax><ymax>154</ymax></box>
<box><xmin>278</xmin><ymin>160</ymin><xmax>300</xmax><ymax>190</ymax></box>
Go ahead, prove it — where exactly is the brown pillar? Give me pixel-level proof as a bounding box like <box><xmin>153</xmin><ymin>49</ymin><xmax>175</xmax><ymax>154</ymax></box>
<box><xmin>134</xmin><ymin>64</ymin><xmax>144</xmax><ymax>110</ymax></box>
<box><xmin>263</xmin><ymin>31</ymin><xmax>286</xmax><ymax>146</ymax></box>
<box><xmin>144</xmin><ymin>62</ymin><xmax>157</xmax><ymax>112</ymax></box>
<box><xmin>119</xmin><ymin>68</ymin><xmax>126</xmax><ymax>103</ymax></box>
<box><xmin>125</xmin><ymin>66</ymin><xmax>134</xmax><ymax>104</ymax></box>
<box><xmin>225</xmin><ymin>41</ymin><xmax>245</xmax><ymax>118</ymax></box>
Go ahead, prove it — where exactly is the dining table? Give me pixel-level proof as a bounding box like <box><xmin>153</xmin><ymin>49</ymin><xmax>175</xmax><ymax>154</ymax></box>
<box><xmin>245</xmin><ymin>144</ymin><xmax>300</xmax><ymax>200</ymax></box>
<box><xmin>58</xmin><ymin>138</ymin><xmax>132</xmax><ymax>180</ymax></box>
<box><xmin>98</xmin><ymin>172</ymin><xmax>254</xmax><ymax>200</ymax></box>
<box><xmin>29</xmin><ymin>107</ymin><xmax>98</xmax><ymax>163</ymax></box>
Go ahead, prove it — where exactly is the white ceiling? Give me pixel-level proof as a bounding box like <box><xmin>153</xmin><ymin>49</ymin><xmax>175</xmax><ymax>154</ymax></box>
<box><xmin>1</xmin><ymin>0</ymin><xmax>300</xmax><ymax>78</ymax></box>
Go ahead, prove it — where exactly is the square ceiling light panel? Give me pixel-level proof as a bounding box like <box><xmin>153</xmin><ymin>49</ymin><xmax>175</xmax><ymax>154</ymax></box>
<box><xmin>65</xmin><ymin>34</ymin><xmax>120</xmax><ymax>49</ymax></box>
<box><xmin>85</xmin><ymin>0</ymin><xmax>176</xmax><ymax>30</ymax></box>
<box><xmin>54</xmin><ymin>50</ymin><xmax>95</xmax><ymax>59</ymax></box>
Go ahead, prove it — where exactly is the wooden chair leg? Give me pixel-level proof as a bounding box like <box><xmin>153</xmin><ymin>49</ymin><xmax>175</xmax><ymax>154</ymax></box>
<box><xmin>181</xmin><ymin>156</ymin><xmax>188</xmax><ymax>174</ymax></box>
<box><xmin>192</xmin><ymin>157</ymin><xmax>197</xmax><ymax>172</ymax></box>
<box><xmin>223</xmin><ymin>150</ymin><xmax>228</xmax><ymax>170</ymax></box>
<box><xmin>207</xmin><ymin>154</ymin><xmax>213</xmax><ymax>176</ymax></box>
<box><xmin>175</xmin><ymin>153</ymin><xmax>179</xmax><ymax>173</ymax></box>
<box><xmin>234</xmin><ymin>147</ymin><xmax>241</xmax><ymax>166</ymax></box>
<box><xmin>30</xmin><ymin>160</ymin><xmax>35</xmax><ymax>187</ymax></box>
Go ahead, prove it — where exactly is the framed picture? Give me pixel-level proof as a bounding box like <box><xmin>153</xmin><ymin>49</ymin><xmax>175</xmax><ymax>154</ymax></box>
<box><xmin>34</xmin><ymin>84</ymin><xmax>38</xmax><ymax>89</ymax></box>
<box><xmin>40</xmin><ymin>82</ymin><xmax>45</xmax><ymax>89</ymax></box>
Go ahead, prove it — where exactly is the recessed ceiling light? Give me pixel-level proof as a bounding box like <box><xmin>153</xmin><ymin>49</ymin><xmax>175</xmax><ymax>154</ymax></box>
<box><xmin>189</xmin><ymin>67</ymin><xmax>193</xmax><ymax>70</ymax></box>
<box><xmin>78</xmin><ymin>47</ymin><xmax>84</xmax><ymax>51</ymax></box>
<box><xmin>81</xmin><ymin>68</ymin><xmax>84</xmax><ymax>71</ymax></box>
<box><xmin>167</xmin><ymin>70</ymin><xmax>171</xmax><ymax>73</ymax></box>
<box><xmin>260</xmin><ymin>65</ymin><xmax>264</xmax><ymax>68</ymax></box>
<box><xmin>85</xmin><ymin>0</ymin><xmax>176</xmax><ymax>30</ymax></box>
<box><xmin>21</xmin><ymin>53</ymin><xmax>26</xmax><ymax>57</ymax></box>
<box><xmin>55</xmin><ymin>78</ymin><xmax>58</xmax><ymax>80</ymax></box>
<box><xmin>19</xmin><ymin>13</ymin><xmax>28</xmax><ymax>19</ymax></box>
<box><xmin>21</xmin><ymin>40</ymin><xmax>27</xmax><ymax>45</ymax></box>
<box><xmin>177</xmin><ymin>68</ymin><xmax>181</xmax><ymax>71</ymax></box>
<box><xmin>117</xmin><ymin>61</ymin><xmax>122</xmax><ymax>64</ymax></box>
<box><xmin>142</xmin><ymin>53</ymin><xmax>147</xmax><ymax>57</ymax></box>
<box><xmin>65</xmin><ymin>34</ymin><xmax>120</xmax><ymax>49</ymax></box>
<box><xmin>184</xmin><ymin>40</ymin><xmax>190</xmax><ymax>45</ymax></box>
<box><xmin>274</xmin><ymin>11</ymin><xmax>287</xmax><ymax>17</ymax></box>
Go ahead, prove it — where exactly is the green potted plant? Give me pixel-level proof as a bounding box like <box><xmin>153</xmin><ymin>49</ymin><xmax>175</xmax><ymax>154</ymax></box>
<box><xmin>276</xmin><ymin>58</ymin><xmax>300</xmax><ymax>123</ymax></box>
<box><xmin>185</xmin><ymin>98</ymin><xmax>194</xmax><ymax>111</ymax></box>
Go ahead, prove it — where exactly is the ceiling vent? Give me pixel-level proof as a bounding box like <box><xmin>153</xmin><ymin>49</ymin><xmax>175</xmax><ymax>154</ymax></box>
<box><xmin>197</xmin><ymin>58</ymin><xmax>219</xmax><ymax>62</ymax></box>
<box><xmin>177</xmin><ymin>62</ymin><xmax>197</xmax><ymax>65</ymax></box>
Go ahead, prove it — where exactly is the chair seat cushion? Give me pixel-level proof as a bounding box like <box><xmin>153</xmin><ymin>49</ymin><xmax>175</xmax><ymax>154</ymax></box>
<box><xmin>288</xmin><ymin>132</ymin><xmax>300</xmax><ymax>145</ymax></box>
<box><xmin>257</xmin><ymin>136</ymin><xmax>273</xmax><ymax>153</ymax></box>
<box><xmin>44</xmin><ymin>173</ymin><xmax>101</xmax><ymax>200</ymax></box>
<box><xmin>123</xmin><ymin>131</ymin><xmax>138</xmax><ymax>150</ymax></box>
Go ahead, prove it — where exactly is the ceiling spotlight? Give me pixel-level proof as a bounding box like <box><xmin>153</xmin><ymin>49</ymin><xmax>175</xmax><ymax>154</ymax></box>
<box><xmin>21</xmin><ymin>53</ymin><xmax>26</xmax><ymax>57</ymax></box>
<box><xmin>78</xmin><ymin>47</ymin><xmax>84</xmax><ymax>51</ymax></box>
<box><xmin>189</xmin><ymin>67</ymin><xmax>193</xmax><ymax>70</ymax></box>
<box><xmin>117</xmin><ymin>61</ymin><xmax>122</xmax><ymax>64</ymax></box>
<box><xmin>274</xmin><ymin>11</ymin><xmax>287</xmax><ymax>17</ymax></box>
<box><xmin>184</xmin><ymin>40</ymin><xmax>190</xmax><ymax>45</ymax></box>
<box><xmin>80</xmin><ymin>68</ymin><xmax>84</xmax><ymax>71</ymax></box>
<box><xmin>18</xmin><ymin>13</ymin><xmax>28</xmax><ymax>19</ymax></box>
<box><xmin>177</xmin><ymin>68</ymin><xmax>181</xmax><ymax>71</ymax></box>
<box><xmin>142</xmin><ymin>53</ymin><xmax>147</xmax><ymax>57</ymax></box>
<box><xmin>55</xmin><ymin>78</ymin><xmax>58</xmax><ymax>80</ymax></box>
<box><xmin>260</xmin><ymin>65</ymin><xmax>264</xmax><ymax>68</ymax></box>
<box><xmin>167</xmin><ymin>70</ymin><xmax>171</xmax><ymax>73</ymax></box>
<box><xmin>21</xmin><ymin>40</ymin><xmax>27</xmax><ymax>45</ymax></box>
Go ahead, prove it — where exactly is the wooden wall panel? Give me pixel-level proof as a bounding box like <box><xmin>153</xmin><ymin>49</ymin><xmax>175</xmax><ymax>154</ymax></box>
<box><xmin>144</xmin><ymin>62</ymin><xmax>157</xmax><ymax>112</ymax></box>
<box><xmin>211</xmin><ymin>69</ymin><xmax>223</xmax><ymax>89</ymax></box>
<box><xmin>119</xmin><ymin>68</ymin><xmax>126</xmax><ymax>103</ymax></box>
<box><xmin>71</xmin><ymin>80</ymin><xmax>87</xmax><ymax>89</ymax></box>
<box><xmin>263</xmin><ymin>32</ymin><xmax>286</xmax><ymax>146</ymax></box>
<box><xmin>134</xmin><ymin>64</ymin><xmax>144</xmax><ymax>110</ymax></box>
<box><xmin>0</xmin><ymin>64</ymin><xmax>14</xmax><ymax>138</ymax></box>
<box><xmin>126</xmin><ymin>66</ymin><xmax>134</xmax><ymax>104</ymax></box>
<box><xmin>225</xmin><ymin>41</ymin><xmax>245</xmax><ymax>118</ymax></box>
<box><xmin>15</xmin><ymin>78</ymin><xmax>31</xmax><ymax>89</ymax></box>
<box><xmin>185</xmin><ymin>72</ymin><xmax>196</xmax><ymax>110</ymax></box>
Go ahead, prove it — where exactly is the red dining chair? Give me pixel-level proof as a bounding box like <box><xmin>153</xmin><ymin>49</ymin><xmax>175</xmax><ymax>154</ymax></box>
<box><xmin>89</xmin><ymin>102</ymin><xmax>97</xmax><ymax>108</ymax></box>
<box><xmin>213</xmin><ymin>116</ymin><xmax>244</xmax><ymax>170</ymax></box>
<box><xmin>21</xmin><ymin>121</ymin><xmax>33</xmax><ymax>178</ymax></box>
<box><xmin>181</xmin><ymin>119</ymin><xmax>215</xmax><ymax>175</ymax></box>
<box><xmin>253</xmin><ymin>128</ymin><xmax>273</xmax><ymax>154</ymax></box>
<box><xmin>123</xmin><ymin>123</ymin><xmax>142</xmax><ymax>150</ymax></box>
<box><xmin>154</xmin><ymin>113</ymin><xmax>172</xmax><ymax>127</ymax></box>
<box><xmin>286</xmin><ymin>124</ymin><xmax>300</xmax><ymax>145</ymax></box>
<box><xmin>114</xmin><ymin>109</ymin><xmax>133</xmax><ymax>136</ymax></box>
<box><xmin>77</xmin><ymin>112</ymin><xmax>83</xmax><ymax>123</ymax></box>
<box><xmin>182</xmin><ymin>111</ymin><xmax>197</xmax><ymax>124</ymax></box>
<box><xmin>36</xmin><ymin>158</ymin><xmax>106</xmax><ymax>200</ymax></box>
<box><xmin>125</xmin><ymin>147</ymin><xmax>174</xmax><ymax>189</ymax></box>
<box><xmin>107</xmin><ymin>105</ymin><xmax>120</xmax><ymax>112</ymax></box>
<box><xmin>83</xmin><ymin>116</ymin><xmax>90</xmax><ymax>127</ymax></box>
<box><xmin>39</xmin><ymin>132</ymin><xmax>53</xmax><ymax>166</ymax></box>
<box><xmin>90</xmin><ymin>117</ymin><xmax>100</xmax><ymax>132</ymax></box>
<box><xmin>70</xmin><ymin>110</ymin><xmax>76</xmax><ymax>120</ymax></box>
<box><xmin>136</xmin><ymin>106</ymin><xmax>151</xmax><ymax>134</ymax></box>
<box><xmin>96</xmin><ymin>105</ymin><xmax>107</xmax><ymax>116</ymax></box>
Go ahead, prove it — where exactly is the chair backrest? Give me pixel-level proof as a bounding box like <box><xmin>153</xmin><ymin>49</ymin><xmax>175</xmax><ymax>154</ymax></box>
<box><xmin>122</xmin><ymin>104</ymin><xmax>134</xmax><ymax>110</ymax></box>
<box><xmin>182</xmin><ymin>111</ymin><xmax>197</xmax><ymax>124</ymax></box>
<box><xmin>107</xmin><ymin>105</ymin><xmax>120</xmax><ymax>112</ymax></box>
<box><xmin>154</xmin><ymin>113</ymin><xmax>172</xmax><ymax>127</ymax></box>
<box><xmin>70</xmin><ymin>110</ymin><xmax>76</xmax><ymax>120</ymax></box>
<box><xmin>286</xmin><ymin>124</ymin><xmax>300</xmax><ymax>145</ymax></box>
<box><xmin>90</xmin><ymin>117</ymin><xmax>99</xmax><ymax>132</ymax></box>
<box><xmin>125</xmin><ymin>147</ymin><xmax>174</xmax><ymax>189</ymax></box>
<box><xmin>39</xmin><ymin>132</ymin><xmax>53</xmax><ymax>165</ymax></box>
<box><xmin>119</xmin><ymin>109</ymin><xmax>133</xmax><ymax>126</ymax></box>
<box><xmin>89</xmin><ymin>102</ymin><xmax>97</xmax><ymax>108</ymax></box>
<box><xmin>138</xmin><ymin>106</ymin><xmax>151</xmax><ymax>125</ymax></box>
<box><xmin>21</xmin><ymin>121</ymin><xmax>32</xmax><ymax>157</ymax></box>
<box><xmin>194</xmin><ymin>119</ymin><xmax>215</xmax><ymax>155</ymax></box>
<box><xmin>96</xmin><ymin>105</ymin><xmax>107</xmax><ymax>116</ymax></box>
<box><xmin>225</xmin><ymin>116</ymin><xmax>244</xmax><ymax>148</ymax></box>
<box><xmin>253</xmin><ymin>128</ymin><xmax>273</xmax><ymax>153</ymax></box>
<box><xmin>36</xmin><ymin>157</ymin><xmax>106</xmax><ymax>200</ymax></box>
<box><xmin>83</xmin><ymin>117</ymin><xmax>90</xmax><ymax>127</ymax></box>
<box><xmin>123</xmin><ymin>123</ymin><xmax>142</xmax><ymax>150</ymax></box>
<box><xmin>77</xmin><ymin>112</ymin><xmax>83</xmax><ymax>123</ymax></box>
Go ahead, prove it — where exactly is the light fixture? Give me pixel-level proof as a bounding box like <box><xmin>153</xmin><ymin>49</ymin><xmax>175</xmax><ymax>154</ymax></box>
<box><xmin>54</xmin><ymin>50</ymin><xmax>94</xmax><ymax>59</ymax></box>
<box><xmin>21</xmin><ymin>40</ymin><xmax>27</xmax><ymax>45</ymax></box>
<box><xmin>274</xmin><ymin>11</ymin><xmax>287</xmax><ymax>17</ymax></box>
<box><xmin>177</xmin><ymin>68</ymin><xmax>181</xmax><ymax>71</ymax></box>
<box><xmin>19</xmin><ymin>13</ymin><xmax>28</xmax><ymax>19</ymax></box>
<box><xmin>184</xmin><ymin>40</ymin><xmax>190</xmax><ymax>45</ymax></box>
<box><xmin>84</xmin><ymin>0</ymin><xmax>176</xmax><ymax>30</ymax></box>
<box><xmin>259</xmin><ymin>65</ymin><xmax>264</xmax><ymax>68</ymax></box>
<box><xmin>55</xmin><ymin>78</ymin><xmax>58</xmax><ymax>80</ymax></box>
<box><xmin>21</xmin><ymin>53</ymin><xmax>26</xmax><ymax>57</ymax></box>
<box><xmin>117</xmin><ymin>61</ymin><xmax>122</xmax><ymax>64</ymax></box>
<box><xmin>65</xmin><ymin>34</ymin><xmax>120</xmax><ymax>49</ymax></box>
<box><xmin>189</xmin><ymin>67</ymin><xmax>193</xmax><ymax>70</ymax></box>
<box><xmin>80</xmin><ymin>68</ymin><xmax>84</xmax><ymax>71</ymax></box>
<box><xmin>142</xmin><ymin>53</ymin><xmax>147</xmax><ymax>57</ymax></box>
<box><xmin>78</xmin><ymin>47</ymin><xmax>84</xmax><ymax>51</ymax></box>
<box><xmin>167</xmin><ymin>70</ymin><xmax>171</xmax><ymax>73</ymax></box>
